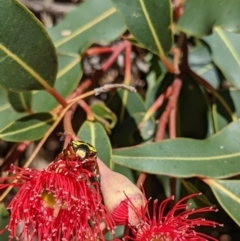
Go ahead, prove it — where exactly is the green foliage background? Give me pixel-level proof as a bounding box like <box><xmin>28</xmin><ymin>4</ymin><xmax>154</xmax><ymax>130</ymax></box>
<box><xmin>1</xmin><ymin>0</ymin><xmax>240</xmax><ymax>239</ymax></box>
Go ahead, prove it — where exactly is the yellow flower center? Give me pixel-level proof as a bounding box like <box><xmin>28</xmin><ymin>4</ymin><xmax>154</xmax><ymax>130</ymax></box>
<box><xmin>41</xmin><ymin>190</ymin><xmax>67</xmax><ymax>217</ymax></box>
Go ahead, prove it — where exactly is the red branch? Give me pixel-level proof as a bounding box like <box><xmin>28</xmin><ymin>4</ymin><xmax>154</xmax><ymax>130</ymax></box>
<box><xmin>155</xmin><ymin>78</ymin><xmax>182</xmax><ymax>141</ymax></box>
<box><xmin>124</xmin><ymin>42</ymin><xmax>132</xmax><ymax>85</ymax></box>
<box><xmin>62</xmin><ymin>41</ymin><xmax>131</xmax><ymax>146</ymax></box>
<box><xmin>83</xmin><ymin>46</ymin><xmax>113</xmax><ymax>57</ymax></box>
<box><xmin>62</xmin><ymin>104</ymin><xmax>79</xmax><ymax>148</ymax></box>
<box><xmin>78</xmin><ymin>100</ymin><xmax>94</xmax><ymax>121</ymax></box>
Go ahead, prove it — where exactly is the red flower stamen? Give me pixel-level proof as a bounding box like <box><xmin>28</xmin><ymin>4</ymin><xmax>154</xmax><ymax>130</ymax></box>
<box><xmin>0</xmin><ymin>160</ymin><xmax>115</xmax><ymax>241</ymax></box>
<box><xmin>126</xmin><ymin>193</ymin><xmax>223</xmax><ymax>241</ymax></box>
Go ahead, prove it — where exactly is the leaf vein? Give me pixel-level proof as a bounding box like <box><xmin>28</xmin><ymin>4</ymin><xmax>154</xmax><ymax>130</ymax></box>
<box><xmin>139</xmin><ymin>0</ymin><xmax>164</xmax><ymax>57</ymax></box>
<box><xmin>57</xmin><ymin>55</ymin><xmax>81</xmax><ymax>78</ymax></box>
<box><xmin>55</xmin><ymin>7</ymin><xmax>116</xmax><ymax>48</ymax></box>
<box><xmin>0</xmin><ymin>44</ymin><xmax>52</xmax><ymax>90</ymax></box>
<box><xmin>19</xmin><ymin>93</ymin><xmax>29</xmax><ymax>112</ymax></box>
<box><xmin>206</xmin><ymin>179</ymin><xmax>240</xmax><ymax>203</ymax></box>
<box><xmin>0</xmin><ymin>117</ymin><xmax>55</xmax><ymax>138</ymax></box>
<box><xmin>113</xmin><ymin>152</ymin><xmax>240</xmax><ymax>161</ymax></box>
<box><xmin>215</xmin><ymin>28</ymin><xmax>240</xmax><ymax>67</ymax></box>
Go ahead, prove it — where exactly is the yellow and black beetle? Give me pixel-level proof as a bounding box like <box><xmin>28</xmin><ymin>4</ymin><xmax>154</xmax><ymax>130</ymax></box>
<box><xmin>55</xmin><ymin>140</ymin><xmax>99</xmax><ymax>175</ymax></box>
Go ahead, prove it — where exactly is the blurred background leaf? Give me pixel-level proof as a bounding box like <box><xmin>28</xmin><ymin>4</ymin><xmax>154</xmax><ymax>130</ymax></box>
<box><xmin>0</xmin><ymin>204</ymin><xmax>10</xmax><ymax>241</ymax></box>
<box><xmin>204</xmin><ymin>179</ymin><xmax>240</xmax><ymax>226</ymax></box>
<box><xmin>177</xmin><ymin>75</ymin><xmax>208</xmax><ymax>139</ymax></box>
<box><xmin>203</xmin><ymin>29</ymin><xmax>240</xmax><ymax>88</ymax></box>
<box><xmin>50</xmin><ymin>0</ymin><xmax>126</xmax><ymax>53</ymax></box>
<box><xmin>177</xmin><ymin>0</ymin><xmax>240</xmax><ymax>36</ymax></box>
<box><xmin>7</xmin><ymin>91</ymin><xmax>32</xmax><ymax>113</ymax></box>
<box><xmin>0</xmin><ymin>88</ymin><xmax>25</xmax><ymax>131</ymax></box>
<box><xmin>91</xmin><ymin>103</ymin><xmax>117</xmax><ymax>134</ymax></box>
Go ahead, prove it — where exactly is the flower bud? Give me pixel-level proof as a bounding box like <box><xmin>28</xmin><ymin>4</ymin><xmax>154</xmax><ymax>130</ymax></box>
<box><xmin>98</xmin><ymin>159</ymin><xmax>145</xmax><ymax>226</ymax></box>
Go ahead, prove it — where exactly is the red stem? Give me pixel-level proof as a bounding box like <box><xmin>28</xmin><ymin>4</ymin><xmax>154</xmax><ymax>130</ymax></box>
<box><xmin>61</xmin><ymin>41</ymin><xmax>131</xmax><ymax>148</ymax></box>
<box><xmin>67</xmin><ymin>41</ymin><xmax>129</xmax><ymax>104</ymax></box>
<box><xmin>124</xmin><ymin>42</ymin><xmax>132</xmax><ymax>85</ymax></box>
<box><xmin>63</xmin><ymin>104</ymin><xmax>79</xmax><ymax>148</ymax></box>
<box><xmin>84</xmin><ymin>46</ymin><xmax>113</xmax><ymax>57</ymax></box>
<box><xmin>48</xmin><ymin>87</ymin><xmax>68</xmax><ymax>107</ymax></box>
<box><xmin>102</xmin><ymin>40</ymin><xmax>128</xmax><ymax>72</ymax></box>
<box><xmin>78</xmin><ymin>100</ymin><xmax>94</xmax><ymax>121</ymax></box>
<box><xmin>67</xmin><ymin>79</ymin><xmax>93</xmax><ymax>101</ymax></box>
<box><xmin>168</xmin><ymin>78</ymin><xmax>182</xmax><ymax>139</ymax></box>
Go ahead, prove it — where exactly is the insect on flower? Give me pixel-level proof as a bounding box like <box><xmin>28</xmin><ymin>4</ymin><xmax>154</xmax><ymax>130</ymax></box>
<box><xmin>0</xmin><ymin>157</ymin><xmax>114</xmax><ymax>240</ymax></box>
<box><xmin>55</xmin><ymin>140</ymin><xmax>99</xmax><ymax>176</ymax></box>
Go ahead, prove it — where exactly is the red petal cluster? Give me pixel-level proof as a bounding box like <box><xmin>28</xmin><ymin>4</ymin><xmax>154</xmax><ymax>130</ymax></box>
<box><xmin>0</xmin><ymin>160</ymin><xmax>115</xmax><ymax>241</ymax></box>
<box><xmin>126</xmin><ymin>193</ymin><xmax>222</xmax><ymax>241</ymax></box>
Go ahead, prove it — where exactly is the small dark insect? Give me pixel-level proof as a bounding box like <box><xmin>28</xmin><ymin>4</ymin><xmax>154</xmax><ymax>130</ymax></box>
<box><xmin>55</xmin><ymin>140</ymin><xmax>99</xmax><ymax>176</ymax></box>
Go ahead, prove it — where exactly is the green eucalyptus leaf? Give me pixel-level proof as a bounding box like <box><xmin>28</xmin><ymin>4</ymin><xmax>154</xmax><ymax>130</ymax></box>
<box><xmin>177</xmin><ymin>0</ymin><xmax>240</xmax><ymax>36</ymax></box>
<box><xmin>204</xmin><ymin>179</ymin><xmax>240</xmax><ymax>226</ymax></box>
<box><xmin>32</xmin><ymin>54</ymin><xmax>82</xmax><ymax>112</ymax></box>
<box><xmin>0</xmin><ymin>0</ymin><xmax>57</xmax><ymax>91</ymax></box>
<box><xmin>113</xmin><ymin>119</ymin><xmax>240</xmax><ymax>178</ymax></box>
<box><xmin>50</xmin><ymin>0</ymin><xmax>126</xmax><ymax>54</ymax></box>
<box><xmin>31</xmin><ymin>0</ymin><xmax>126</xmax><ymax>112</ymax></box>
<box><xmin>203</xmin><ymin>29</ymin><xmax>240</xmax><ymax>88</ymax></box>
<box><xmin>0</xmin><ymin>113</ymin><xmax>55</xmax><ymax>142</ymax></box>
<box><xmin>146</xmin><ymin>73</ymin><xmax>174</xmax><ymax>115</ymax></box>
<box><xmin>0</xmin><ymin>203</ymin><xmax>10</xmax><ymax>241</ymax></box>
<box><xmin>108</xmin><ymin>89</ymin><xmax>146</xmax><ymax>122</ymax></box>
<box><xmin>112</xmin><ymin>0</ymin><xmax>172</xmax><ymax>57</ymax></box>
<box><xmin>213</xmin><ymin>89</ymin><xmax>240</xmax><ymax>131</ymax></box>
<box><xmin>145</xmin><ymin>54</ymin><xmax>166</xmax><ymax>108</ymax></box>
<box><xmin>189</xmin><ymin>44</ymin><xmax>220</xmax><ymax>89</ymax></box>
<box><xmin>156</xmin><ymin>175</ymin><xmax>171</xmax><ymax>198</ymax></box>
<box><xmin>7</xmin><ymin>91</ymin><xmax>32</xmax><ymax>113</ymax></box>
<box><xmin>0</xmin><ymin>88</ymin><xmax>25</xmax><ymax>131</ymax></box>
<box><xmin>181</xmin><ymin>179</ymin><xmax>214</xmax><ymax>207</ymax></box>
<box><xmin>78</xmin><ymin>121</ymin><xmax>112</xmax><ymax>167</ymax></box>
<box><xmin>91</xmin><ymin>103</ymin><xmax>117</xmax><ymax>133</ymax></box>
<box><xmin>114</xmin><ymin>112</ymin><xmax>155</xmax><ymax>147</ymax></box>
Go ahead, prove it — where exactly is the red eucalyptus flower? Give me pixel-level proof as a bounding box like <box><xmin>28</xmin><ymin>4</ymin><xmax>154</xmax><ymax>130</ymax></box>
<box><xmin>0</xmin><ymin>160</ymin><xmax>115</xmax><ymax>241</ymax></box>
<box><xmin>126</xmin><ymin>193</ymin><xmax>222</xmax><ymax>241</ymax></box>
